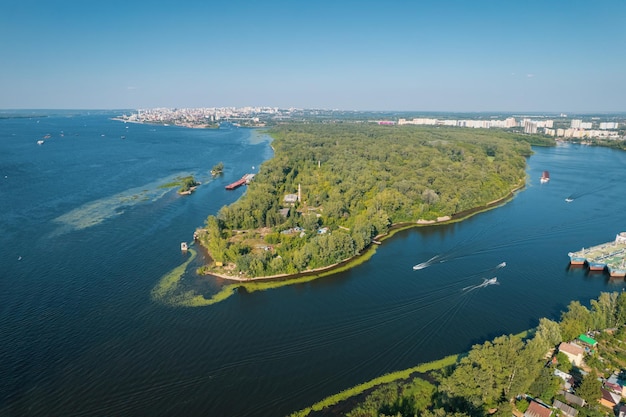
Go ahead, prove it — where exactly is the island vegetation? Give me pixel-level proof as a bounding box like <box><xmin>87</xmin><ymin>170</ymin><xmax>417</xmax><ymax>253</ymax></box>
<box><xmin>211</xmin><ymin>162</ymin><xmax>224</xmax><ymax>176</ymax></box>
<box><xmin>196</xmin><ymin>123</ymin><xmax>535</xmax><ymax>279</ymax></box>
<box><xmin>290</xmin><ymin>291</ymin><xmax>626</xmax><ymax>417</ymax></box>
<box><xmin>160</xmin><ymin>175</ymin><xmax>200</xmax><ymax>195</ymax></box>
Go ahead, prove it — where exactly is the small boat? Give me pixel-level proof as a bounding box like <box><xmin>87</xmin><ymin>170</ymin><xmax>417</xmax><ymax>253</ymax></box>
<box><xmin>565</xmin><ymin>198</ymin><xmax>573</xmax><ymax>203</ymax></box>
<box><xmin>496</xmin><ymin>262</ymin><xmax>506</xmax><ymax>268</ymax></box>
<box><xmin>540</xmin><ymin>171</ymin><xmax>550</xmax><ymax>183</ymax></box>
<box><xmin>413</xmin><ymin>255</ymin><xmax>441</xmax><ymax>270</ymax></box>
<box><xmin>37</xmin><ymin>140</ymin><xmax>44</xmax><ymax>145</ymax></box>
<box><xmin>484</xmin><ymin>277</ymin><xmax>498</xmax><ymax>286</ymax></box>
<box><xmin>181</xmin><ymin>242</ymin><xmax>188</xmax><ymax>251</ymax></box>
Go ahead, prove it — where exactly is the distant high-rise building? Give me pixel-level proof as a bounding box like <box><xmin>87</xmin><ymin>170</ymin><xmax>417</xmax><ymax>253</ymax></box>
<box><xmin>571</xmin><ymin>119</ymin><xmax>582</xmax><ymax>129</ymax></box>
<box><xmin>505</xmin><ymin>117</ymin><xmax>517</xmax><ymax>128</ymax></box>
<box><xmin>524</xmin><ymin>120</ymin><xmax>537</xmax><ymax>134</ymax></box>
<box><xmin>600</xmin><ymin>122</ymin><xmax>619</xmax><ymax>129</ymax></box>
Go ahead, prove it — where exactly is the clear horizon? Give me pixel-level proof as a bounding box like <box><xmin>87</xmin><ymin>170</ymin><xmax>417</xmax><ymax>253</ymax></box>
<box><xmin>2</xmin><ymin>0</ymin><xmax>625</xmax><ymax>112</ymax></box>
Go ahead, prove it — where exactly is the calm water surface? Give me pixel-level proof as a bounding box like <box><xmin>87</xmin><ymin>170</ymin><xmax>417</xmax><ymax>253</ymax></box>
<box><xmin>1</xmin><ymin>112</ymin><xmax>625</xmax><ymax>416</ymax></box>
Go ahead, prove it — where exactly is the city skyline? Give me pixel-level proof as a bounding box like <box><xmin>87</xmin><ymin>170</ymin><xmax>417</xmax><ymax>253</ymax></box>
<box><xmin>2</xmin><ymin>0</ymin><xmax>625</xmax><ymax>112</ymax></box>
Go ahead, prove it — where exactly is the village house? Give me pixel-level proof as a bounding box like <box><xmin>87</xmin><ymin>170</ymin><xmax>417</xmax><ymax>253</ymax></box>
<box><xmin>599</xmin><ymin>387</ymin><xmax>621</xmax><ymax>409</ymax></box>
<box><xmin>607</xmin><ymin>371</ymin><xmax>626</xmax><ymax>398</ymax></box>
<box><xmin>558</xmin><ymin>342</ymin><xmax>585</xmax><ymax>367</ymax></box>
<box><xmin>577</xmin><ymin>333</ymin><xmax>598</xmax><ymax>349</ymax></box>
<box><xmin>552</xmin><ymin>399</ymin><xmax>578</xmax><ymax>417</ymax></box>
<box><xmin>554</xmin><ymin>369</ymin><xmax>574</xmax><ymax>391</ymax></box>
<box><xmin>561</xmin><ymin>391</ymin><xmax>586</xmax><ymax>408</ymax></box>
<box><xmin>524</xmin><ymin>400</ymin><xmax>552</xmax><ymax>417</ymax></box>
<box><xmin>283</xmin><ymin>193</ymin><xmax>298</xmax><ymax>204</ymax></box>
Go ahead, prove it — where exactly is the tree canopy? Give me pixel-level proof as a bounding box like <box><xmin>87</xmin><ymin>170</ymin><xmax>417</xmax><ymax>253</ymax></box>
<box><xmin>198</xmin><ymin>123</ymin><xmax>532</xmax><ymax>277</ymax></box>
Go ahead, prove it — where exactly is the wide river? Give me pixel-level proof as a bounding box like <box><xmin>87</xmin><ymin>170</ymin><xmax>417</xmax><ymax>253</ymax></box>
<box><xmin>1</xmin><ymin>112</ymin><xmax>625</xmax><ymax>416</ymax></box>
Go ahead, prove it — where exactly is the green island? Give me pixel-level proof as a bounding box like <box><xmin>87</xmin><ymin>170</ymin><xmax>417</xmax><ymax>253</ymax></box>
<box><xmin>195</xmin><ymin>123</ymin><xmax>548</xmax><ymax>280</ymax></box>
<box><xmin>289</xmin><ymin>291</ymin><xmax>626</xmax><ymax>417</ymax></box>
<box><xmin>159</xmin><ymin>175</ymin><xmax>200</xmax><ymax>195</ymax></box>
<box><xmin>210</xmin><ymin>161</ymin><xmax>224</xmax><ymax>176</ymax></box>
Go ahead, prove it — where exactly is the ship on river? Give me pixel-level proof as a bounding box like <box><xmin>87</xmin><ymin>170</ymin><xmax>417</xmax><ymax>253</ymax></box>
<box><xmin>540</xmin><ymin>170</ymin><xmax>550</xmax><ymax>183</ymax></box>
<box><xmin>568</xmin><ymin>232</ymin><xmax>626</xmax><ymax>277</ymax></box>
<box><xmin>225</xmin><ymin>173</ymin><xmax>255</xmax><ymax>190</ymax></box>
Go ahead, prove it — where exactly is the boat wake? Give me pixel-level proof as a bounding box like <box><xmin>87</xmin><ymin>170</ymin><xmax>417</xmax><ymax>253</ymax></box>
<box><xmin>462</xmin><ymin>277</ymin><xmax>499</xmax><ymax>292</ymax></box>
<box><xmin>412</xmin><ymin>255</ymin><xmax>441</xmax><ymax>270</ymax></box>
<box><xmin>566</xmin><ymin>179</ymin><xmax>616</xmax><ymax>203</ymax></box>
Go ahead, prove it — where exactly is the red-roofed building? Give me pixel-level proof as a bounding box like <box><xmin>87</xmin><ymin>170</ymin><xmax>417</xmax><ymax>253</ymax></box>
<box><xmin>524</xmin><ymin>400</ymin><xmax>552</xmax><ymax>417</ymax></box>
<box><xmin>599</xmin><ymin>387</ymin><xmax>621</xmax><ymax>409</ymax></box>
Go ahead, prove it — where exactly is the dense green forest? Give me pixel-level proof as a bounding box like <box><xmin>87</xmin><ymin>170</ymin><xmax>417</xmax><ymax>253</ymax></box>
<box><xmin>198</xmin><ymin>124</ymin><xmax>537</xmax><ymax>278</ymax></box>
<box><xmin>294</xmin><ymin>291</ymin><xmax>626</xmax><ymax>417</ymax></box>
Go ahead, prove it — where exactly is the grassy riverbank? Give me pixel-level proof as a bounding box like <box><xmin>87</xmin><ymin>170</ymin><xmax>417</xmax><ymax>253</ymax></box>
<box><xmin>288</xmin><ymin>330</ymin><xmax>531</xmax><ymax>417</ymax></box>
<box><xmin>288</xmin><ymin>354</ymin><xmax>461</xmax><ymax>417</ymax></box>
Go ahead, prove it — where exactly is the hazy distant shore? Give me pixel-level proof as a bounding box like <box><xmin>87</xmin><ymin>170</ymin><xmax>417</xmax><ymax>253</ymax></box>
<box><xmin>111</xmin><ymin>117</ymin><xmax>218</xmax><ymax>129</ymax></box>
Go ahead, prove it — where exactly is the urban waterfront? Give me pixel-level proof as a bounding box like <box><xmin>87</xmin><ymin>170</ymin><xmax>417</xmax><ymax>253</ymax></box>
<box><xmin>1</xmin><ymin>112</ymin><xmax>626</xmax><ymax>417</ymax></box>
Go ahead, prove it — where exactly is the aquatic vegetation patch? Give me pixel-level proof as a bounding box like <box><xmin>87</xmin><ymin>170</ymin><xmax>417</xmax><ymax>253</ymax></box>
<box><xmin>151</xmin><ymin>249</ymin><xmax>241</xmax><ymax>307</ymax></box>
<box><xmin>151</xmin><ymin>249</ymin><xmax>197</xmax><ymax>303</ymax></box>
<box><xmin>53</xmin><ymin>174</ymin><xmax>190</xmax><ymax>233</ymax></box>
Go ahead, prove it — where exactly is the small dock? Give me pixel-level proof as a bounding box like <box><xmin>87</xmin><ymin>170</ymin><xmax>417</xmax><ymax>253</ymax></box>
<box><xmin>568</xmin><ymin>232</ymin><xmax>626</xmax><ymax>277</ymax></box>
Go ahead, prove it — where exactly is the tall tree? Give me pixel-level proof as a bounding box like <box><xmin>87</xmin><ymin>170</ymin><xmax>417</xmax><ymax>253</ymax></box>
<box><xmin>576</xmin><ymin>373</ymin><xmax>602</xmax><ymax>405</ymax></box>
<box><xmin>440</xmin><ymin>335</ymin><xmax>528</xmax><ymax>407</ymax></box>
<box><xmin>560</xmin><ymin>301</ymin><xmax>592</xmax><ymax>341</ymax></box>
<box><xmin>534</xmin><ymin>318</ymin><xmax>563</xmax><ymax>350</ymax></box>
<box><xmin>590</xmin><ymin>291</ymin><xmax>619</xmax><ymax>330</ymax></box>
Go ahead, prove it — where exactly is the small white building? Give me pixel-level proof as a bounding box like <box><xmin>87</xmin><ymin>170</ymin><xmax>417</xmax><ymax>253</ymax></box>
<box><xmin>284</xmin><ymin>194</ymin><xmax>298</xmax><ymax>204</ymax></box>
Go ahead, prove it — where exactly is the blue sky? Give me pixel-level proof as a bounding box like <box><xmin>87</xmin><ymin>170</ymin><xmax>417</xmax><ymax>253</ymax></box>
<box><xmin>2</xmin><ymin>0</ymin><xmax>625</xmax><ymax>111</ymax></box>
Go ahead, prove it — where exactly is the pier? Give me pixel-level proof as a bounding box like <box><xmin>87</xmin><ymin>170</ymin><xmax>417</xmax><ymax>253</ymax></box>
<box><xmin>568</xmin><ymin>232</ymin><xmax>626</xmax><ymax>277</ymax></box>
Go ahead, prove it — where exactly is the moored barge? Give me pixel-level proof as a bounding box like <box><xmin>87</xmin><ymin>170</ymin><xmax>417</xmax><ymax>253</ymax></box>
<box><xmin>568</xmin><ymin>232</ymin><xmax>626</xmax><ymax>275</ymax></box>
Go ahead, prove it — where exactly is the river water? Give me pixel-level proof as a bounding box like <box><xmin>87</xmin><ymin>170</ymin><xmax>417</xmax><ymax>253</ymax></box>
<box><xmin>1</xmin><ymin>112</ymin><xmax>625</xmax><ymax>416</ymax></box>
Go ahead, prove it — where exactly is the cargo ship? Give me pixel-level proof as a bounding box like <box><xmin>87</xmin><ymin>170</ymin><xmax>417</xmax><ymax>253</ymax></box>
<box><xmin>568</xmin><ymin>232</ymin><xmax>626</xmax><ymax>275</ymax></box>
<box><xmin>225</xmin><ymin>173</ymin><xmax>255</xmax><ymax>190</ymax></box>
<box><xmin>540</xmin><ymin>171</ymin><xmax>550</xmax><ymax>183</ymax></box>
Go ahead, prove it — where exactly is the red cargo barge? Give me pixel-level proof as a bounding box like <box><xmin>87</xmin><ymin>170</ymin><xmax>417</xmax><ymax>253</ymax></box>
<box><xmin>225</xmin><ymin>174</ymin><xmax>255</xmax><ymax>190</ymax></box>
